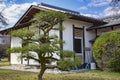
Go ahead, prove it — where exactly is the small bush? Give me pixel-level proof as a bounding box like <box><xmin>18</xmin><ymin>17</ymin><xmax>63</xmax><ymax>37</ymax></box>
<box><xmin>58</xmin><ymin>59</ymin><xmax>74</xmax><ymax>71</ymax></box>
<box><xmin>57</xmin><ymin>50</ymin><xmax>81</xmax><ymax>71</ymax></box>
<box><xmin>92</xmin><ymin>30</ymin><xmax>120</xmax><ymax>72</ymax></box>
<box><xmin>63</xmin><ymin>50</ymin><xmax>75</xmax><ymax>57</ymax></box>
<box><xmin>58</xmin><ymin>58</ymin><xmax>81</xmax><ymax>71</ymax></box>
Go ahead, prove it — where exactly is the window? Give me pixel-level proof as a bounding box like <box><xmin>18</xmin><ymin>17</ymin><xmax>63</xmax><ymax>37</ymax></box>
<box><xmin>2</xmin><ymin>40</ymin><xmax>6</xmax><ymax>43</ymax></box>
<box><xmin>73</xmin><ymin>27</ymin><xmax>83</xmax><ymax>53</ymax></box>
<box><xmin>74</xmin><ymin>38</ymin><xmax>82</xmax><ymax>53</ymax></box>
<box><xmin>74</xmin><ymin>28</ymin><xmax>83</xmax><ymax>37</ymax></box>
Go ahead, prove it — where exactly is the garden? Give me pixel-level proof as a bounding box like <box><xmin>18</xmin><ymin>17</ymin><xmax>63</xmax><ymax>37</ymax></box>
<box><xmin>0</xmin><ymin>69</ymin><xmax>120</xmax><ymax>80</ymax></box>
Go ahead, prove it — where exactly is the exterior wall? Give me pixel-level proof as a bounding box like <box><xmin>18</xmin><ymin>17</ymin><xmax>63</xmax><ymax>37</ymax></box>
<box><xmin>11</xmin><ymin>37</ymin><xmax>22</xmax><ymax>64</ymax></box>
<box><xmin>97</xmin><ymin>26</ymin><xmax>120</xmax><ymax>36</ymax></box>
<box><xmin>49</xmin><ymin>25</ymin><xmax>60</xmax><ymax>61</ymax></box>
<box><xmin>97</xmin><ymin>27</ymin><xmax>112</xmax><ymax>36</ymax></box>
<box><xmin>0</xmin><ymin>35</ymin><xmax>10</xmax><ymax>45</ymax></box>
<box><xmin>26</xmin><ymin>51</ymin><xmax>39</xmax><ymax>65</ymax></box>
<box><xmin>49</xmin><ymin>25</ymin><xmax>60</xmax><ymax>38</ymax></box>
<box><xmin>114</xmin><ymin>26</ymin><xmax>120</xmax><ymax>30</ymax></box>
<box><xmin>62</xmin><ymin>19</ymin><xmax>93</xmax><ymax>62</ymax></box>
<box><xmin>10</xmin><ymin>19</ymin><xmax>95</xmax><ymax>65</ymax></box>
<box><xmin>84</xmin><ymin>29</ymin><xmax>95</xmax><ymax>63</ymax></box>
<box><xmin>63</xmin><ymin>19</ymin><xmax>93</xmax><ymax>50</ymax></box>
<box><xmin>84</xmin><ymin>28</ymin><xmax>96</xmax><ymax>48</ymax></box>
<box><xmin>11</xmin><ymin>37</ymin><xmax>22</xmax><ymax>48</ymax></box>
<box><xmin>10</xmin><ymin>37</ymin><xmax>40</xmax><ymax>65</ymax></box>
<box><xmin>21</xmin><ymin>51</ymin><xmax>39</xmax><ymax>65</ymax></box>
<box><xmin>0</xmin><ymin>35</ymin><xmax>10</xmax><ymax>49</ymax></box>
<box><xmin>0</xmin><ymin>38</ymin><xmax>4</xmax><ymax>44</ymax></box>
<box><xmin>10</xmin><ymin>53</ymin><xmax>22</xmax><ymax>64</ymax></box>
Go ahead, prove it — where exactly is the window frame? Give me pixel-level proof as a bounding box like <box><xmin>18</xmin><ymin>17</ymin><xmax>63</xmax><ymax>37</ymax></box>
<box><xmin>73</xmin><ymin>27</ymin><xmax>83</xmax><ymax>54</ymax></box>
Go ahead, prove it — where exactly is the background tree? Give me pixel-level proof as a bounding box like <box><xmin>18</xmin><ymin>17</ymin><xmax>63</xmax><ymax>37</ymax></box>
<box><xmin>0</xmin><ymin>0</ymin><xmax>8</xmax><ymax>62</ymax></box>
<box><xmin>0</xmin><ymin>11</ymin><xmax>7</xmax><ymax>26</ymax></box>
<box><xmin>9</xmin><ymin>10</ymin><xmax>80</xmax><ymax>80</ymax></box>
<box><xmin>0</xmin><ymin>0</ymin><xmax>8</xmax><ymax>26</ymax></box>
<box><xmin>92</xmin><ymin>30</ymin><xmax>120</xmax><ymax>72</ymax></box>
<box><xmin>111</xmin><ymin>0</ymin><xmax>120</xmax><ymax>6</ymax></box>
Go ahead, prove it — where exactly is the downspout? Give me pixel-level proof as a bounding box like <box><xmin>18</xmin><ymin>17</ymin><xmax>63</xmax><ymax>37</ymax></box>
<box><xmin>83</xmin><ymin>26</ymin><xmax>85</xmax><ymax>63</ymax></box>
<box><xmin>72</xmin><ymin>24</ymin><xmax>75</xmax><ymax>59</ymax></box>
<box><xmin>111</xmin><ymin>26</ymin><xmax>114</xmax><ymax>30</ymax></box>
<box><xmin>59</xmin><ymin>22</ymin><xmax>63</xmax><ymax>59</ymax></box>
<box><xmin>9</xmin><ymin>29</ymin><xmax>12</xmax><ymax>65</ymax></box>
<box><xmin>27</xmin><ymin>26</ymin><xmax>30</xmax><ymax>65</ymax></box>
<box><xmin>95</xmin><ymin>29</ymin><xmax>97</xmax><ymax>38</ymax></box>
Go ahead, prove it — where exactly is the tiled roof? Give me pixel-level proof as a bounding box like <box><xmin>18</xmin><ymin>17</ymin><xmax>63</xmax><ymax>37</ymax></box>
<box><xmin>0</xmin><ymin>3</ymin><xmax>106</xmax><ymax>34</ymax></box>
<box><xmin>87</xmin><ymin>17</ymin><xmax>120</xmax><ymax>30</ymax></box>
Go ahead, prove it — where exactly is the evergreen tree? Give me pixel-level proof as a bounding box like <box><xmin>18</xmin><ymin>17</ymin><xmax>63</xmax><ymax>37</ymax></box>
<box><xmin>9</xmin><ymin>10</ymin><xmax>80</xmax><ymax>80</ymax></box>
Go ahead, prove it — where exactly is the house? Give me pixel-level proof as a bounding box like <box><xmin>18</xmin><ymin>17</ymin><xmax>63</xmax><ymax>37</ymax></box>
<box><xmin>0</xmin><ymin>35</ymin><xmax>10</xmax><ymax>58</ymax></box>
<box><xmin>0</xmin><ymin>3</ymin><xmax>119</xmax><ymax>65</ymax></box>
<box><xmin>0</xmin><ymin>35</ymin><xmax>10</xmax><ymax>46</ymax></box>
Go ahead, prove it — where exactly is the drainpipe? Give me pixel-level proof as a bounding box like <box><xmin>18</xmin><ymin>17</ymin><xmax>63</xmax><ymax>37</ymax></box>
<box><xmin>59</xmin><ymin>22</ymin><xmax>63</xmax><ymax>59</ymax></box>
<box><xmin>83</xmin><ymin>26</ymin><xmax>85</xmax><ymax>63</ymax></box>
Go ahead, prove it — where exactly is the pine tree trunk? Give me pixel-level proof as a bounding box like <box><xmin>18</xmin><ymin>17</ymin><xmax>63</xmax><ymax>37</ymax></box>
<box><xmin>38</xmin><ymin>63</ymin><xmax>46</xmax><ymax>80</ymax></box>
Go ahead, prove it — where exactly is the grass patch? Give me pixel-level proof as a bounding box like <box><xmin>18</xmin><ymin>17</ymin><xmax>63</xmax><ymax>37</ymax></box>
<box><xmin>0</xmin><ymin>69</ymin><xmax>37</xmax><ymax>80</ymax></box>
<box><xmin>0</xmin><ymin>58</ymin><xmax>9</xmax><ymax>66</ymax></box>
<box><xmin>0</xmin><ymin>69</ymin><xmax>120</xmax><ymax>80</ymax></box>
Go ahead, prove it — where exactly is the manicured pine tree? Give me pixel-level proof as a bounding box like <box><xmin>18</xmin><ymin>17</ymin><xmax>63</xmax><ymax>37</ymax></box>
<box><xmin>9</xmin><ymin>10</ymin><xmax>80</xmax><ymax>80</ymax></box>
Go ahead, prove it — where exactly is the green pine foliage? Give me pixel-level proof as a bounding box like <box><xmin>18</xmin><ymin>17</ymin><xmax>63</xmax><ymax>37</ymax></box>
<box><xmin>92</xmin><ymin>30</ymin><xmax>120</xmax><ymax>72</ymax></box>
<box><xmin>63</xmin><ymin>50</ymin><xmax>75</xmax><ymax>57</ymax></box>
<box><xmin>58</xmin><ymin>50</ymin><xmax>81</xmax><ymax>71</ymax></box>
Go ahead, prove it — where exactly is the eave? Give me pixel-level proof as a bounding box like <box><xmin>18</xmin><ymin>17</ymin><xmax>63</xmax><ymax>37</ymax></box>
<box><xmin>87</xmin><ymin>20</ymin><xmax>120</xmax><ymax>30</ymax></box>
<box><xmin>0</xmin><ymin>5</ymin><xmax>106</xmax><ymax>34</ymax></box>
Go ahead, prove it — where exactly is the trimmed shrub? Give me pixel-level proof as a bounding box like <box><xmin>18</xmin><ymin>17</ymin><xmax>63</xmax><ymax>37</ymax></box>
<box><xmin>57</xmin><ymin>59</ymin><xmax>74</xmax><ymax>71</ymax></box>
<box><xmin>106</xmin><ymin>49</ymin><xmax>120</xmax><ymax>72</ymax></box>
<box><xmin>63</xmin><ymin>50</ymin><xmax>75</xmax><ymax>57</ymax></box>
<box><xmin>58</xmin><ymin>50</ymin><xmax>81</xmax><ymax>71</ymax></box>
<box><xmin>92</xmin><ymin>30</ymin><xmax>120</xmax><ymax>72</ymax></box>
<box><xmin>58</xmin><ymin>58</ymin><xmax>81</xmax><ymax>71</ymax></box>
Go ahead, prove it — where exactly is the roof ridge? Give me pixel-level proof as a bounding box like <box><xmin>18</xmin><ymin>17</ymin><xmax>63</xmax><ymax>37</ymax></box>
<box><xmin>38</xmin><ymin>3</ymin><xmax>80</xmax><ymax>15</ymax></box>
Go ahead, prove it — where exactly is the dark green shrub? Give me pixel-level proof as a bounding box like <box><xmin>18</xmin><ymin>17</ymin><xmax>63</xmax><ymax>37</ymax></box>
<box><xmin>58</xmin><ymin>58</ymin><xmax>81</xmax><ymax>71</ymax></box>
<box><xmin>106</xmin><ymin>50</ymin><xmax>120</xmax><ymax>72</ymax></box>
<box><xmin>92</xmin><ymin>30</ymin><xmax>120</xmax><ymax>72</ymax></box>
<box><xmin>57</xmin><ymin>59</ymin><xmax>74</xmax><ymax>71</ymax></box>
<box><xmin>58</xmin><ymin>50</ymin><xmax>81</xmax><ymax>71</ymax></box>
<box><xmin>63</xmin><ymin>50</ymin><xmax>75</xmax><ymax>57</ymax></box>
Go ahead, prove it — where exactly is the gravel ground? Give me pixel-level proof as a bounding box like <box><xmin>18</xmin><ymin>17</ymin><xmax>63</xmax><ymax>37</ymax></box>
<box><xmin>0</xmin><ymin>65</ymin><xmax>62</xmax><ymax>74</ymax></box>
<box><xmin>0</xmin><ymin>65</ymin><xmax>88</xmax><ymax>74</ymax></box>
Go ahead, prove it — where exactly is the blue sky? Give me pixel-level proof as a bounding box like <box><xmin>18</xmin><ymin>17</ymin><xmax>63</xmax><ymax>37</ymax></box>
<box><xmin>12</xmin><ymin>0</ymin><xmax>110</xmax><ymax>16</ymax></box>
<box><xmin>0</xmin><ymin>0</ymin><xmax>119</xmax><ymax>29</ymax></box>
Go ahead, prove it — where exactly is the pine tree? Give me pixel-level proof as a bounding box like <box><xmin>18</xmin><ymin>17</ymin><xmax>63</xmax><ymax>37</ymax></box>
<box><xmin>9</xmin><ymin>10</ymin><xmax>80</xmax><ymax>80</ymax></box>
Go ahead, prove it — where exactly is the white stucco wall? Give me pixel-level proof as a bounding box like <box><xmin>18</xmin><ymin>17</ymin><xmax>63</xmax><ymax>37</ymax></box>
<box><xmin>27</xmin><ymin>51</ymin><xmax>39</xmax><ymax>65</ymax></box>
<box><xmin>49</xmin><ymin>25</ymin><xmax>60</xmax><ymax>38</ymax></box>
<box><xmin>62</xmin><ymin>19</ymin><xmax>94</xmax><ymax>62</ymax></box>
<box><xmin>10</xmin><ymin>37</ymin><xmax>22</xmax><ymax>64</ymax></box>
<box><xmin>11</xmin><ymin>37</ymin><xmax>22</xmax><ymax>48</ymax></box>
<box><xmin>84</xmin><ymin>28</ymin><xmax>96</xmax><ymax>48</ymax></box>
<box><xmin>11</xmin><ymin>53</ymin><xmax>22</xmax><ymax>64</ymax></box>
<box><xmin>10</xmin><ymin>37</ymin><xmax>40</xmax><ymax>65</ymax></box>
<box><xmin>63</xmin><ymin>19</ymin><xmax>94</xmax><ymax>50</ymax></box>
<box><xmin>10</xmin><ymin>19</ymin><xmax>95</xmax><ymax>65</ymax></box>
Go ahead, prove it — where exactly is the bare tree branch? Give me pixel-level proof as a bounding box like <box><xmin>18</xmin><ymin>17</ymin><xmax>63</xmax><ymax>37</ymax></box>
<box><xmin>111</xmin><ymin>0</ymin><xmax>120</xmax><ymax>6</ymax></box>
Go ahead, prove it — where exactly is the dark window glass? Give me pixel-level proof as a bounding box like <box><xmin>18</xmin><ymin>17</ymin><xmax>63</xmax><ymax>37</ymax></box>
<box><xmin>74</xmin><ymin>39</ymin><xmax>82</xmax><ymax>53</ymax></box>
